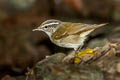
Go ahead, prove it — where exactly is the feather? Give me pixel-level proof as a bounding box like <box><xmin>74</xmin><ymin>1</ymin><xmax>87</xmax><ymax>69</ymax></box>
<box><xmin>52</xmin><ymin>22</ymin><xmax>107</xmax><ymax>40</ymax></box>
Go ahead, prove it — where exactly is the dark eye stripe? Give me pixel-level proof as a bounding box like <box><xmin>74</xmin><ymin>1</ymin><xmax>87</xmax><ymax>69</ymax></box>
<box><xmin>43</xmin><ymin>23</ymin><xmax>59</xmax><ymax>28</ymax></box>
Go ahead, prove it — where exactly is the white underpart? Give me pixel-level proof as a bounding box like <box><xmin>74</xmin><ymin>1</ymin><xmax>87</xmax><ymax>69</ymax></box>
<box><xmin>80</xmin><ymin>29</ymin><xmax>94</xmax><ymax>37</ymax></box>
<box><xmin>51</xmin><ymin>29</ymin><xmax>95</xmax><ymax>50</ymax></box>
<box><xmin>45</xmin><ymin>32</ymin><xmax>52</xmax><ymax>37</ymax></box>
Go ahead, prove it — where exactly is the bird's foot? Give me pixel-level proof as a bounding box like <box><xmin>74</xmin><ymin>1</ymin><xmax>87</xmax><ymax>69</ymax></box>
<box><xmin>63</xmin><ymin>48</ymin><xmax>97</xmax><ymax>64</ymax></box>
<box><xmin>74</xmin><ymin>48</ymin><xmax>97</xmax><ymax>64</ymax></box>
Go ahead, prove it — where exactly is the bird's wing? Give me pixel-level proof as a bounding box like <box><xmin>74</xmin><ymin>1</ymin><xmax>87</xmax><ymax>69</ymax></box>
<box><xmin>52</xmin><ymin>22</ymin><xmax>107</xmax><ymax>40</ymax></box>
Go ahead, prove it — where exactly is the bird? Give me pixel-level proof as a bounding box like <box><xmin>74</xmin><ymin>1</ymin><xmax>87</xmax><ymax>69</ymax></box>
<box><xmin>33</xmin><ymin>19</ymin><xmax>106</xmax><ymax>52</ymax></box>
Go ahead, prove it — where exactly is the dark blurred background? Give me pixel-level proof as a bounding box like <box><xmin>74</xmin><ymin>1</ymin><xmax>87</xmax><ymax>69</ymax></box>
<box><xmin>0</xmin><ymin>0</ymin><xmax>120</xmax><ymax>79</ymax></box>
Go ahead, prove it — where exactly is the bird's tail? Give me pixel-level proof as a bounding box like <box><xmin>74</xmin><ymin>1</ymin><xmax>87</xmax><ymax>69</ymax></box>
<box><xmin>78</xmin><ymin>23</ymin><xmax>108</xmax><ymax>33</ymax></box>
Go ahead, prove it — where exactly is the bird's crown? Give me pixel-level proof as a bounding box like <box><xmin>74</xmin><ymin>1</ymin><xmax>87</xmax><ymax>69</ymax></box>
<box><xmin>39</xmin><ymin>19</ymin><xmax>61</xmax><ymax>28</ymax></box>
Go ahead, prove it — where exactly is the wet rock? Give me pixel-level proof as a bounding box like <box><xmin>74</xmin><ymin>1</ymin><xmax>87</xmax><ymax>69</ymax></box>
<box><xmin>33</xmin><ymin>41</ymin><xmax>120</xmax><ymax>80</ymax></box>
<box><xmin>33</xmin><ymin>53</ymin><xmax>103</xmax><ymax>80</ymax></box>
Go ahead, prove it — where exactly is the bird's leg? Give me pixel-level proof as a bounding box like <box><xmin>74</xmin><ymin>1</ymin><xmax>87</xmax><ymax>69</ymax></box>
<box><xmin>75</xmin><ymin>45</ymin><xmax>83</xmax><ymax>53</ymax></box>
<box><xmin>75</xmin><ymin>38</ymin><xmax>89</xmax><ymax>53</ymax></box>
<box><xmin>63</xmin><ymin>45</ymin><xmax>83</xmax><ymax>63</ymax></box>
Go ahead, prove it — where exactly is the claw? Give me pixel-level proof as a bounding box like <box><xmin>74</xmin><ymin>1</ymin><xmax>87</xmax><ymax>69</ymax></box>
<box><xmin>74</xmin><ymin>48</ymin><xmax>97</xmax><ymax>64</ymax></box>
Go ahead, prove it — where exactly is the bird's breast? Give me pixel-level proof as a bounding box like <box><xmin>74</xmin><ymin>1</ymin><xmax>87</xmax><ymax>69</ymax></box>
<box><xmin>51</xmin><ymin>35</ymin><xmax>86</xmax><ymax>48</ymax></box>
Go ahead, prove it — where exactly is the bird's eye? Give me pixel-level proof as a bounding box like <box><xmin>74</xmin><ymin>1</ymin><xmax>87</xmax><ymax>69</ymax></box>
<box><xmin>44</xmin><ymin>26</ymin><xmax>47</xmax><ymax>28</ymax></box>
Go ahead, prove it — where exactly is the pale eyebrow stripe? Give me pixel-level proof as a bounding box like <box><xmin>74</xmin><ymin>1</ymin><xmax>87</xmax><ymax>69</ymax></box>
<box><xmin>43</xmin><ymin>22</ymin><xmax>59</xmax><ymax>27</ymax></box>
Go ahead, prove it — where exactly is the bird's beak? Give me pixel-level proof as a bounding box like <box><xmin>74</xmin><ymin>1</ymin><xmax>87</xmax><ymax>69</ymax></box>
<box><xmin>33</xmin><ymin>25</ymin><xmax>43</xmax><ymax>31</ymax></box>
<box><xmin>32</xmin><ymin>28</ymin><xmax>42</xmax><ymax>31</ymax></box>
<box><xmin>32</xmin><ymin>28</ymin><xmax>39</xmax><ymax>31</ymax></box>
